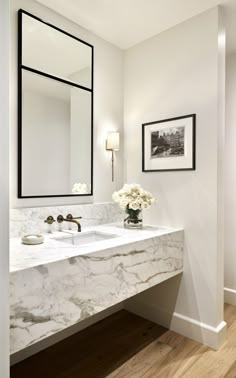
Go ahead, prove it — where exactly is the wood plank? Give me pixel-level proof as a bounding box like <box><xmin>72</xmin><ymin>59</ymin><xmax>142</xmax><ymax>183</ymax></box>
<box><xmin>143</xmin><ymin>338</ymin><xmax>208</xmax><ymax>378</ymax></box>
<box><xmin>11</xmin><ymin>310</ymin><xmax>167</xmax><ymax>378</ymax></box>
<box><xmin>157</xmin><ymin>329</ymin><xmax>186</xmax><ymax>349</ymax></box>
<box><xmin>179</xmin><ymin>311</ymin><xmax>236</xmax><ymax>378</ymax></box>
<box><xmin>224</xmin><ymin>360</ymin><xmax>236</xmax><ymax>378</ymax></box>
<box><xmin>107</xmin><ymin>340</ymin><xmax>172</xmax><ymax>378</ymax></box>
<box><xmin>107</xmin><ymin>330</ymin><xmax>188</xmax><ymax>378</ymax></box>
<box><xmin>10</xmin><ymin>305</ymin><xmax>236</xmax><ymax>378</ymax></box>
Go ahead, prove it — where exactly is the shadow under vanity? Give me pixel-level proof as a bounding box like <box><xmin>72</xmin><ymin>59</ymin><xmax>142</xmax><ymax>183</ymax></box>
<box><xmin>11</xmin><ymin>8</ymin><xmax>184</xmax><ymax>364</ymax></box>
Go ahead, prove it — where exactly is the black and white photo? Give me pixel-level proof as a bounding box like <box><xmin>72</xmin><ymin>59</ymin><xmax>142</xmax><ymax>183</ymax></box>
<box><xmin>142</xmin><ymin>114</ymin><xmax>196</xmax><ymax>172</ymax></box>
<box><xmin>151</xmin><ymin>126</ymin><xmax>185</xmax><ymax>159</ymax></box>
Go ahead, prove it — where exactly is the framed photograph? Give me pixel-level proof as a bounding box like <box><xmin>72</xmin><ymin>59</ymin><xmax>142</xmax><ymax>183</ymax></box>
<box><xmin>142</xmin><ymin>114</ymin><xmax>196</xmax><ymax>172</ymax></box>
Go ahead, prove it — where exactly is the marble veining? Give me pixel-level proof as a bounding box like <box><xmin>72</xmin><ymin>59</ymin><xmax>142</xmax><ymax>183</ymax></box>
<box><xmin>10</xmin><ymin>224</ymin><xmax>184</xmax><ymax>354</ymax></box>
<box><xmin>10</xmin><ymin>202</ymin><xmax>123</xmax><ymax>238</ymax></box>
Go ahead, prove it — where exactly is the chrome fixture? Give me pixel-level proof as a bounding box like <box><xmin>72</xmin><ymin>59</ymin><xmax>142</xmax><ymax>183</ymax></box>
<box><xmin>57</xmin><ymin>214</ymin><xmax>82</xmax><ymax>232</ymax></box>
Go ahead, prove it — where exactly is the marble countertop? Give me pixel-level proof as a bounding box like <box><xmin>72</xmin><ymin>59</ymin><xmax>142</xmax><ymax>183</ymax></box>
<box><xmin>10</xmin><ymin>223</ymin><xmax>184</xmax><ymax>355</ymax></box>
<box><xmin>10</xmin><ymin>223</ymin><xmax>183</xmax><ymax>272</ymax></box>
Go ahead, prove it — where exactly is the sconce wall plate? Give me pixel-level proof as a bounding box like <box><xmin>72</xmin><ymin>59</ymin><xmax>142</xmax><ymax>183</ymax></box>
<box><xmin>106</xmin><ymin>132</ymin><xmax>120</xmax><ymax>181</ymax></box>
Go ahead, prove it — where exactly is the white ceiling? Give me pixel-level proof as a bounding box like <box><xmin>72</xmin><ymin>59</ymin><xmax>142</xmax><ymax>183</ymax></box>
<box><xmin>36</xmin><ymin>0</ymin><xmax>229</xmax><ymax>49</ymax></box>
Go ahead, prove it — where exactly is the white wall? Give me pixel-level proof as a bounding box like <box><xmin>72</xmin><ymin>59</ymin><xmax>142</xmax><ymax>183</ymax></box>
<box><xmin>224</xmin><ymin>53</ymin><xmax>236</xmax><ymax>305</ymax></box>
<box><xmin>11</xmin><ymin>0</ymin><xmax>124</xmax><ymax>208</ymax></box>
<box><xmin>9</xmin><ymin>0</ymin><xmax>226</xmax><ymax>351</ymax></box>
<box><xmin>124</xmin><ymin>7</ymin><xmax>225</xmax><ymax>334</ymax></box>
<box><xmin>70</xmin><ymin>69</ymin><xmax>91</xmax><ymax>190</ymax></box>
<box><xmin>0</xmin><ymin>0</ymin><xmax>9</xmax><ymax>375</ymax></box>
<box><xmin>22</xmin><ymin>91</ymin><xmax>70</xmax><ymax>196</ymax></box>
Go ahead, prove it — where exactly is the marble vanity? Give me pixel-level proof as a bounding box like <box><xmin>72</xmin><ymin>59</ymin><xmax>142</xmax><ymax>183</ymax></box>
<box><xmin>10</xmin><ymin>222</ymin><xmax>184</xmax><ymax>355</ymax></box>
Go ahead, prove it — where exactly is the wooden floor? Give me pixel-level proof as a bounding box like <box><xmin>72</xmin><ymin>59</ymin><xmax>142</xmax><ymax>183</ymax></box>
<box><xmin>11</xmin><ymin>304</ymin><xmax>236</xmax><ymax>378</ymax></box>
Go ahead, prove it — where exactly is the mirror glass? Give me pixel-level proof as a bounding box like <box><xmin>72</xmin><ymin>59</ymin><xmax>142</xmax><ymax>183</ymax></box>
<box><xmin>22</xmin><ymin>70</ymin><xmax>92</xmax><ymax>196</ymax></box>
<box><xmin>22</xmin><ymin>13</ymin><xmax>92</xmax><ymax>89</ymax></box>
<box><xmin>18</xmin><ymin>10</ymin><xmax>93</xmax><ymax>198</ymax></box>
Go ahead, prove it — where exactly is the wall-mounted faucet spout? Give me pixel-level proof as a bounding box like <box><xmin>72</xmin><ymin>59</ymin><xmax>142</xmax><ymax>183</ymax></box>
<box><xmin>57</xmin><ymin>214</ymin><xmax>82</xmax><ymax>232</ymax></box>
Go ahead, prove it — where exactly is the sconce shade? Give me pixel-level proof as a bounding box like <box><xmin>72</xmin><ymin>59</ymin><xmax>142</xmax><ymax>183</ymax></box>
<box><xmin>106</xmin><ymin>132</ymin><xmax>120</xmax><ymax>151</ymax></box>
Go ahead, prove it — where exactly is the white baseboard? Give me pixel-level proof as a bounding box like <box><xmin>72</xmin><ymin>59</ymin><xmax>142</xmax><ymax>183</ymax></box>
<box><xmin>125</xmin><ymin>302</ymin><xmax>226</xmax><ymax>350</ymax></box>
<box><xmin>170</xmin><ymin>313</ymin><xmax>226</xmax><ymax>350</ymax></box>
<box><xmin>224</xmin><ymin>287</ymin><xmax>236</xmax><ymax>306</ymax></box>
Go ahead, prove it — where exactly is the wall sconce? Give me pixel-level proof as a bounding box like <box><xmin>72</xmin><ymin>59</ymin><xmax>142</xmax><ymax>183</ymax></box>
<box><xmin>106</xmin><ymin>132</ymin><xmax>120</xmax><ymax>182</ymax></box>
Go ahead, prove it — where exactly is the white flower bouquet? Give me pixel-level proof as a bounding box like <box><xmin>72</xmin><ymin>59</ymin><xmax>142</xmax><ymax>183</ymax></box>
<box><xmin>112</xmin><ymin>184</ymin><xmax>155</xmax><ymax>228</ymax></box>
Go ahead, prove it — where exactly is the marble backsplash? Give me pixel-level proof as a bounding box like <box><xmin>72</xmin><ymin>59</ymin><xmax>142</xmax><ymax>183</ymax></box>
<box><xmin>10</xmin><ymin>202</ymin><xmax>123</xmax><ymax>238</ymax></box>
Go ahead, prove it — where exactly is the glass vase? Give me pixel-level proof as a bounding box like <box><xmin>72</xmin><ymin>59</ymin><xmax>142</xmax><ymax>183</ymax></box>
<box><xmin>124</xmin><ymin>208</ymin><xmax>143</xmax><ymax>229</ymax></box>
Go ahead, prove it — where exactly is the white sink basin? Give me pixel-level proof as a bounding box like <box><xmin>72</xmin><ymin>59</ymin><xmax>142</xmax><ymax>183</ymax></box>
<box><xmin>54</xmin><ymin>231</ymin><xmax>118</xmax><ymax>246</ymax></box>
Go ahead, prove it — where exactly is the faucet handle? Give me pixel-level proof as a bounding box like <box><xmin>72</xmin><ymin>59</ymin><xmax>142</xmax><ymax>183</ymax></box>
<box><xmin>66</xmin><ymin>214</ymin><xmax>82</xmax><ymax>220</ymax></box>
<box><xmin>44</xmin><ymin>216</ymin><xmax>56</xmax><ymax>225</ymax></box>
<box><xmin>57</xmin><ymin>215</ymin><xmax>64</xmax><ymax>223</ymax></box>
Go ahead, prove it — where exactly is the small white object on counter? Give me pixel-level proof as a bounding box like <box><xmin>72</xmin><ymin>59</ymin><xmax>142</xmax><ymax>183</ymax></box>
<box><xmin>21</xmin><ymin>234</ymin><xmax>44</xmax><ymax>245</ymax></box>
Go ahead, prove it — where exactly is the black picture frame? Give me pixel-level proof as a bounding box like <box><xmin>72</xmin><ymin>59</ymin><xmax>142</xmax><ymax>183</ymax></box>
<box><xmin>142</xmin><ymin>114</ymin><xmax>196</xmax><ymax>172</ymax></box>
<box><xmin>18</xmin><ymin>9</ymin><xmax>94</xmax><ymax>198</ymax></box>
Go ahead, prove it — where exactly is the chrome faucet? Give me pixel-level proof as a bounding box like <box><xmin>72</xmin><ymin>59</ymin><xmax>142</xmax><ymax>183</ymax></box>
<box><xmin>57</xmin><ymin>214</ymin><xmax>82</xmax><ymax>232</ymax></box>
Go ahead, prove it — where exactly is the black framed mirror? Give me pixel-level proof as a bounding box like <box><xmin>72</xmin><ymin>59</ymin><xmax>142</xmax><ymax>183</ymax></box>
<box><xmin>18</xmin><ymin>9</ymin><xmax>93</xmax><ymax>198</ymax></box>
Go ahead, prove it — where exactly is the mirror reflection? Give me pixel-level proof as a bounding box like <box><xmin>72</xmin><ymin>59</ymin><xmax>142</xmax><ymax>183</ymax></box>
<box><xmin>18</xmin><ymin>10</ymin><xmax>93</xmax><ymax>198</ymax></box>
<box><xmin>22</xmin><ymin>13</ymin><xmax>92</xmax><ymax>89</ymax></box>
<box><xmin>22</xmin><ymin>70</ymin><xmax>92</xmax><ymax>197</ymax></box>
